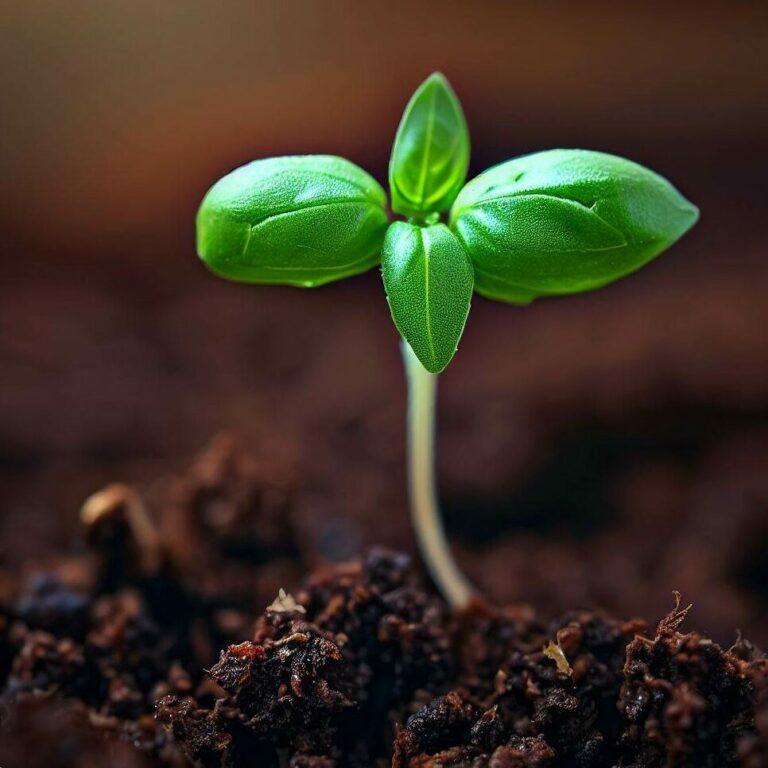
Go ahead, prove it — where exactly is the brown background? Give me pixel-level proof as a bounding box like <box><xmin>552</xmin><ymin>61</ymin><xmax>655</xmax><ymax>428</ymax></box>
<box><xmin>2</xmin><ymin>1</ymin><xmax>768</xmax><ymax>643</ymax></box>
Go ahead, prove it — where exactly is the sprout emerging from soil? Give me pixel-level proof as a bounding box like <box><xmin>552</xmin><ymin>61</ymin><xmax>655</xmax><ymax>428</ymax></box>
<box><xmin>195</xmin><ymin>73</ymin><xmax>698</xmax><ymax>608</ymax></box>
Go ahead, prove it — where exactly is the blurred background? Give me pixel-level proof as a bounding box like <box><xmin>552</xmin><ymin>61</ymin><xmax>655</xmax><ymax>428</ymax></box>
<box><xmin>1</xmin><ymin>0</ymin><xmax>767</xmax><ymax>644</ymax></box>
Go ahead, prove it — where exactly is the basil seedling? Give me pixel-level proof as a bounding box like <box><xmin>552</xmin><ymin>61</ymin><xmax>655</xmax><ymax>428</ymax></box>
<box><xmin>196</xmin><ymin>73</ymin><xmax>698</xmax><ymax>608</ymax></box>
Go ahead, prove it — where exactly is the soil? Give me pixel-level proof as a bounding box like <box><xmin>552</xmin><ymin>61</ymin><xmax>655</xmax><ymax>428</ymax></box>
<box><xmin>0</xmin><ymin>438</ymin><xmax>765</xmax><ymax>767</ymax></box>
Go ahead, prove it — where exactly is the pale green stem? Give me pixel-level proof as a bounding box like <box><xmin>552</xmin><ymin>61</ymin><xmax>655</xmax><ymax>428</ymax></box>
<box><xmin>401</xmin><ymin>340</ymin><xmax>475</xmax><ymax>609</ymax></box>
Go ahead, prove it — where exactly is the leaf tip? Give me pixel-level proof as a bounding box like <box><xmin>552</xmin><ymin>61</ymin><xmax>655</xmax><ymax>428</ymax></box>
<box><xmin>423</xmin><ymin>71</ymin><xmax>456</xmax><ymax>96</ymax></box>
<box><xmin>666</xmin><ymin>192</ymin><xmax>699</xmax><ymax>245</ymax></box>
<box><xmin>425</xmin><ymin>70</ymin><xmax>448</xmax><ymax>84</ymax></box>
<box><xmin>422</xmin><ymin>351</ymin><xmax>452</xmax><ymax>374</ymax></box>
<box><xmin>685</xmin><ymin>199</ymin><xmax>701</xmax><ymax>229</ymax></box>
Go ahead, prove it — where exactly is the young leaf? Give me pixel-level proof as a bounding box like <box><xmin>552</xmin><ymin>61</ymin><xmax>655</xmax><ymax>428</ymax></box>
<box><xmin>450</xmin><ymin>149</ymin><xmax>699</xmax><ymax>304</ymax></box>
<box><xmin>389</xmin><ymin>73</ymin><xmax>470</xmax><ymax>219</ymax></box>
<box><xmin>382</xmin><ymin>222</ymin><xmax>473</xmax><ymax>373</ymax></box>
<box><xmin>197</xmin><ymin>155</ymin><xmax>389</xmax><ymax>287</ymax></box>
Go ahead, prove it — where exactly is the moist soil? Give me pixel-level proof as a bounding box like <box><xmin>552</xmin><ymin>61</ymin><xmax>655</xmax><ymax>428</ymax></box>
<box><xmin>0</xmin><ymin>438</ymin><xmax>766</xmax><ymax>768</ymax></box>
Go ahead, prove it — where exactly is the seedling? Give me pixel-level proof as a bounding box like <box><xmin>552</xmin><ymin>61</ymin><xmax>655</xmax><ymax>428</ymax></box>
<box><xmin>196</xmin><ymin>73</ymin><xmax>698</xmax><ymax>608</ymax></box>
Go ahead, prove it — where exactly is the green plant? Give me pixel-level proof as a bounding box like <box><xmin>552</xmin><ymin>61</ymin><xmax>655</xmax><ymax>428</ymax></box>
<box><xmin>196</xmin><ymin>73</ymin><xmax>698</xmax><ymax>608</ymax></box>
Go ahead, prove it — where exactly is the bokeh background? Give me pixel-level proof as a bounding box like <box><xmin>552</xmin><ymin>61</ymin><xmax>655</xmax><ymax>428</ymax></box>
<box><xmin>2</xmin><ymin>0</ymin><xmax>768</xmax><ymax>644</ymax></box>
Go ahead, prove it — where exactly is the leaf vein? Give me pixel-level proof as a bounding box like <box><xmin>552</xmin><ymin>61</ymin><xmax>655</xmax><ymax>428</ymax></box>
<box><xmin>420</xmin><ymin>228</ymin><xmax>437</xmax><ymax>368</ymax></box>
<box><xmin>415</xmin><ymin>86</ymin><xmax>437</xmax><ymax>208</ymax></box>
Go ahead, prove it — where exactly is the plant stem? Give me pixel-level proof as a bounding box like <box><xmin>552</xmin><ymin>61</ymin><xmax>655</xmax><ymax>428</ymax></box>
<box><xmin>401</xmin><ymin>340</ymin><xmax>475</xmax><ymax>609</ymax></box>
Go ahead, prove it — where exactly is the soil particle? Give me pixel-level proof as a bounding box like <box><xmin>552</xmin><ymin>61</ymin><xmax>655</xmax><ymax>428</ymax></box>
<box><xmin>208</xmin><ymin>619</ymin><xmax>358</xmax><ymax>732</ymax></box>
<box><xmin>616</xmin><ymin>603</ymin><xmax>762</xmax><ymax>767</ymax></box>
<box><xmin>739</xmin><ymin>658</ymin><xmax>768</xmax><ymax>767</ymax></box>
<box><xmin>393</xmin><ymin>690</ymin><xmax>481</xmax><ymax>766</ymax></box>
<box><xmin>15</xmin><ymin>575</ymin><xmax>91</xmax><ymax>639</ymax></box>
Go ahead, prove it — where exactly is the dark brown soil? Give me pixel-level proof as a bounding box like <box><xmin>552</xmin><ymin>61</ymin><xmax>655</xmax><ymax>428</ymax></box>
<box><xmin>0</xmin><ymin>439</ymin><xmax>765</xmax><ymax>767</ymax></box>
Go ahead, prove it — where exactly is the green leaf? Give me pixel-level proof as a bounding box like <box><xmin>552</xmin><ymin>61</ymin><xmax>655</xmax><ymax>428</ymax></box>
<box><xmin>450</xmin><ymin>149</ymin><xmax>699</xmax><ymax>304</ymax></box>
<box><xmin>197</xmin><ymin>155</ymin><xmax>389</xmax><ymax>287</ymax></box>
<box><xmin>382</xmin><ymin>222</ymin><xmax>473</xmax><ymax>373</ymax></box>
<box><xmin>389</xmin><ymin>73</ymin><xmax>470</xmax><ymax>219</ymax></box>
